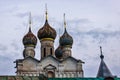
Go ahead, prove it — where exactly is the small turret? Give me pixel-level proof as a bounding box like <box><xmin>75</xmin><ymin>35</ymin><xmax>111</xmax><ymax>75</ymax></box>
<box><xmin>59</xmin><ymin>14</ymin><xmax>73</xmax><ymax>47</ymax></box>
<box><xmin>22</xmin><ymin>13</ymin><xmax>37</xmax><ymax>58</ymax></box>
<box><xmin>59</xmin><ymin>14</ymin><xmax>73</xmax><ymax>58</ymax></box>
<box><xmin>97</xmin><ymin>46</ymin><xmax>113</xmax><ymax>78</ymax></box>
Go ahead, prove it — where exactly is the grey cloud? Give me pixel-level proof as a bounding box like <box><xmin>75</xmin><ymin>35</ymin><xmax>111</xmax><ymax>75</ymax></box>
<box><xmin>0</xmin><ymin>55</ymin><xmax>12</xmax><ymax>61</ymax></box>
<box><xmin>31</xmin><ymin>16</ymin><xmax>91</xmax><ymax>36</ymax></box>
<box><xmin>72</xmin><ymin>29</ymin><xmax>120</xmax><ymax>40</ymax></box>
<box><xmin>10</xmin><ymin>41</ymin><xmax>19</xmax><ymax>50</ymax></box>
<box><xmin>33</xmin><ymin>15</ymin><xmax>44</xmax><ymax>22</ymax></box>
<box><xmin>68</xmin><ymin>18</ymin><xmax>91</xmax><ymax>24</ymax></box>
<box><xmin>15</xmin><ymin>12</ymin><xmax>29</xmax><ymax>18</ymax></box>
<box><xmin>0</xmin><ymin>55</ymin><xmax>15</xmax><ymax>75</ymax></box>
<box><xmin>0</xmin><ymin>44</ymin><xmax>8</xmax><ymax>52</ymax></box>
<box><xmin>0</xmin><ymin>5</ymin><xmax>19</xmax><ymax>14</ymax></box>
<box><xmin>85</xmin><ymin>30</ymin><xmax>120</xmax><ymax>39</ymax></box>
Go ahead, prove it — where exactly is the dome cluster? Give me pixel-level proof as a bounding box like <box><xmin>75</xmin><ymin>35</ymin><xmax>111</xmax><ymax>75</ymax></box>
<box><xmin>22</xmin><ymin>12</ymin><xmax>73</xmax><ymax>59</ymax></box>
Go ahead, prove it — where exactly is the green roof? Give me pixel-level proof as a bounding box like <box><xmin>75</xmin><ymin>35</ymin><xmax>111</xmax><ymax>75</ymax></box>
<box><xmin>49</xmin><ymin>78</ymin><xmax>120</xmax><ymax>80</ymax></box>
<box><xmin>0</xmin><ymin>76</ymin><xmax>119</xmax><ymax>80</ymax></box>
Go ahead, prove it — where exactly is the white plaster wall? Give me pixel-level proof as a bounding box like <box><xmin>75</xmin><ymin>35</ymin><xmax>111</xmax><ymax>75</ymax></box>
<box><xmin>62</xmin><ymin>58</ymin><xmax>77</xmax><ymax>71</ymax></box>
<box><xmin>38</xmin><ymin>57</ymin><xmax>59</xmax><ymax>70</ymax></box>
<box><xmin>22</xmin><ymin>58</ymin><xmax>38</xmax><ymax>71</ymax></box>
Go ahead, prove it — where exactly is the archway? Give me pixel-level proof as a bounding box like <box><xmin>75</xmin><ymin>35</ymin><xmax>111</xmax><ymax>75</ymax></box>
<box><xmin>47</xmin><ymin>71</ymin><xmax>55</xmax><ymax>78</ymax></box>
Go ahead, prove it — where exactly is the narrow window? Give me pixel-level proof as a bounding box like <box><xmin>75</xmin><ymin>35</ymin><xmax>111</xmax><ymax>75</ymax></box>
<box><xmin>44</xmin><ymin>48</ymin><xmax>46</xmax><ymax>57</ymax></box>
<box><xmin>50</xmin><ymin>48</ymin><xmax>52</xmax><ymax>55</ymax></box>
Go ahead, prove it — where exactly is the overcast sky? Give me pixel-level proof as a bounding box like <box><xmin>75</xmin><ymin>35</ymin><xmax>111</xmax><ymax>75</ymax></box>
<box><xmin>0</xmin><ymin>0</ymin><xmax>120</xmax><ymax>77</ymax></box>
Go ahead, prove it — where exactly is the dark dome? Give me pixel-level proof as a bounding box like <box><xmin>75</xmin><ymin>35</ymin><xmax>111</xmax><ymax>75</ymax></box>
<box><xmin>23</xmin><ymin>29</ymin><xmax>37</xmax><ymax>47</ymax></box>
<box><xmin>60</xmin><ymin>28</ymin><xmax>73</xmax><ymax>47</ymax></box>
<box><xmin>37</xmin><ymin>20</ymin><xmax>56</xmax><ymax>40</ymax></box>
<box><xmin>55</xmin><ymin>46</ymin><xmax>63</xmax><ymax>59</ymax></box>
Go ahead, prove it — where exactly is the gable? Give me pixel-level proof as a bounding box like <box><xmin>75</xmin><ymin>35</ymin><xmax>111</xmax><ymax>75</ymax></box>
<box><xmin>62</xmin><ymin>56</ymin><xmax>78</xmax><ymax>63</ymax></box>
<box><xmin>40</xmin><ymin>56</ymin><xmax>59</xmax><ymax>64</ymax></box>
<box><xmin>22</xmin><ymin>57</ymin><xmax>39</xmax><ymax>70</ymax></box>
<box><xmin>39</xmin><ymin>56</ymin><xmax>59</xmax><ymax>70</ymax></box>
<box><xmin>44</xmin><ymin>64</ymin><xmax>56</xmax><ymax>70</ymax></box>
<box><xmin>62</xmin><ymin>57</ymin><xmax>78</xmax><ymax>70</ymax></box>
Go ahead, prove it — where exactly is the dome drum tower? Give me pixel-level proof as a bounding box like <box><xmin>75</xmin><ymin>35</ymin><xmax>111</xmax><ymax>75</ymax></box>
<box><xmin>22</xmin><ymin>13</ymin><xmax>37</xmax><ymax>58</ymax></box>
<box><xmin>37</xmin><ymin>9</ymin><xmax>57</xmax><ymax>59</ymax></box>
<box><xmin>57</xmin><ymin>14</ymin><xmax>73</xmax><ymax>59</ymax></box>
<box><xmin>40</xmin><ymin>39</ymin><xmax>55</xmax><ymax>59</ymax></box>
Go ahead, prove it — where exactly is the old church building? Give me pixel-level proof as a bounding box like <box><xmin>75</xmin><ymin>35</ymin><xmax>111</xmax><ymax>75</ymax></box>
<box><xmin>14</xmin><ymin>9</ymin><xmax>84</xmax><ymax>78</ymax></box>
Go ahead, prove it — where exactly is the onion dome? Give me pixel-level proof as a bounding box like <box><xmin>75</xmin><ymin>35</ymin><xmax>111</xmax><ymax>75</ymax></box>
<box><xmin>23</xmin><ymin>28</ymin><xmax>37</xmax><ymax>47</ymax></box>
<box><xmin>59</xmin><ymin>14</ymin><xmax>73</xmax><ymax>47</ymax></box>
<box><xmin>55</xmin><ymin>46</ymin><xmax>63</xmax><ymax>59</ymax></box>
<box><xmin>60</xmin><ymin>28</ymin><xmax>73</xmax><ymax>46</ymax></box>
<box><xmin>37</xmin><ymin>8</ymin><xmax>56</xmax><ymax>40</ymax></box>
<box><xmin>37</xmin><ymin>20</ymin><xmax>56</xmax><ymax>40</ymax></box>
<box><xmin>23</xmin><ymin>13</ymin><xmax>37</xmax><ymax>47</ymax></box>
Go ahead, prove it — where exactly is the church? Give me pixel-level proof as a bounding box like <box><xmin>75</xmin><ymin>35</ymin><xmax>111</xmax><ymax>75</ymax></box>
<box><xmin>13</xmin><ymin>6</ymin><xmax>117</xmax><ymax>79</ymax></box>
<box><xmin>14</xmin><ymin>9</ymin><xmax>84</xmax><ymax>78</ymax></box>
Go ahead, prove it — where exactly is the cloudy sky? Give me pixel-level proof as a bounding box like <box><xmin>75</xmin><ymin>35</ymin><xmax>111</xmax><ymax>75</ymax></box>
<box><xmin>0</xmin><ymin>0</ymin><xmax>120</xmax><ymax>77</ymax></box>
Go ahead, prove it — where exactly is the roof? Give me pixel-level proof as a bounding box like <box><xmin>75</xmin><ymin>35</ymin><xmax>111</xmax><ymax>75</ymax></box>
<box><xmin>40</xmin><ymin>55</ymin><xmax>60</xmax><ymax>63</ymax></box>
<box><xmin>14</xmin><ymin>56</ymin><xmax>40</xmax><ymax>63</ymax></box>
<box><xmin>40</xmin><ymin>55</ymin><xmax>84</xmax><ymax>64</ymax></box>
<box><xmin>97</xmin><ymin>59</ymin><xmax>113</xmax><ymax>78</ymax></box>
<box><xmin>61</xmin><ymin>56</ymin><xmax>84</xmax><ymax>63</ymax></box>
<box><xmin>97</xmin><ymin>46</ymin><xmax>113</xmax><ymax>78</ymax></box>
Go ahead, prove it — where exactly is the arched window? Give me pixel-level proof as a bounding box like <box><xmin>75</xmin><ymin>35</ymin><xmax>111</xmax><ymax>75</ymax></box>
<box><xmin>48</xmin><ymin>71</ymin><xmax>55</xmax><ymax>78</ymax></box>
